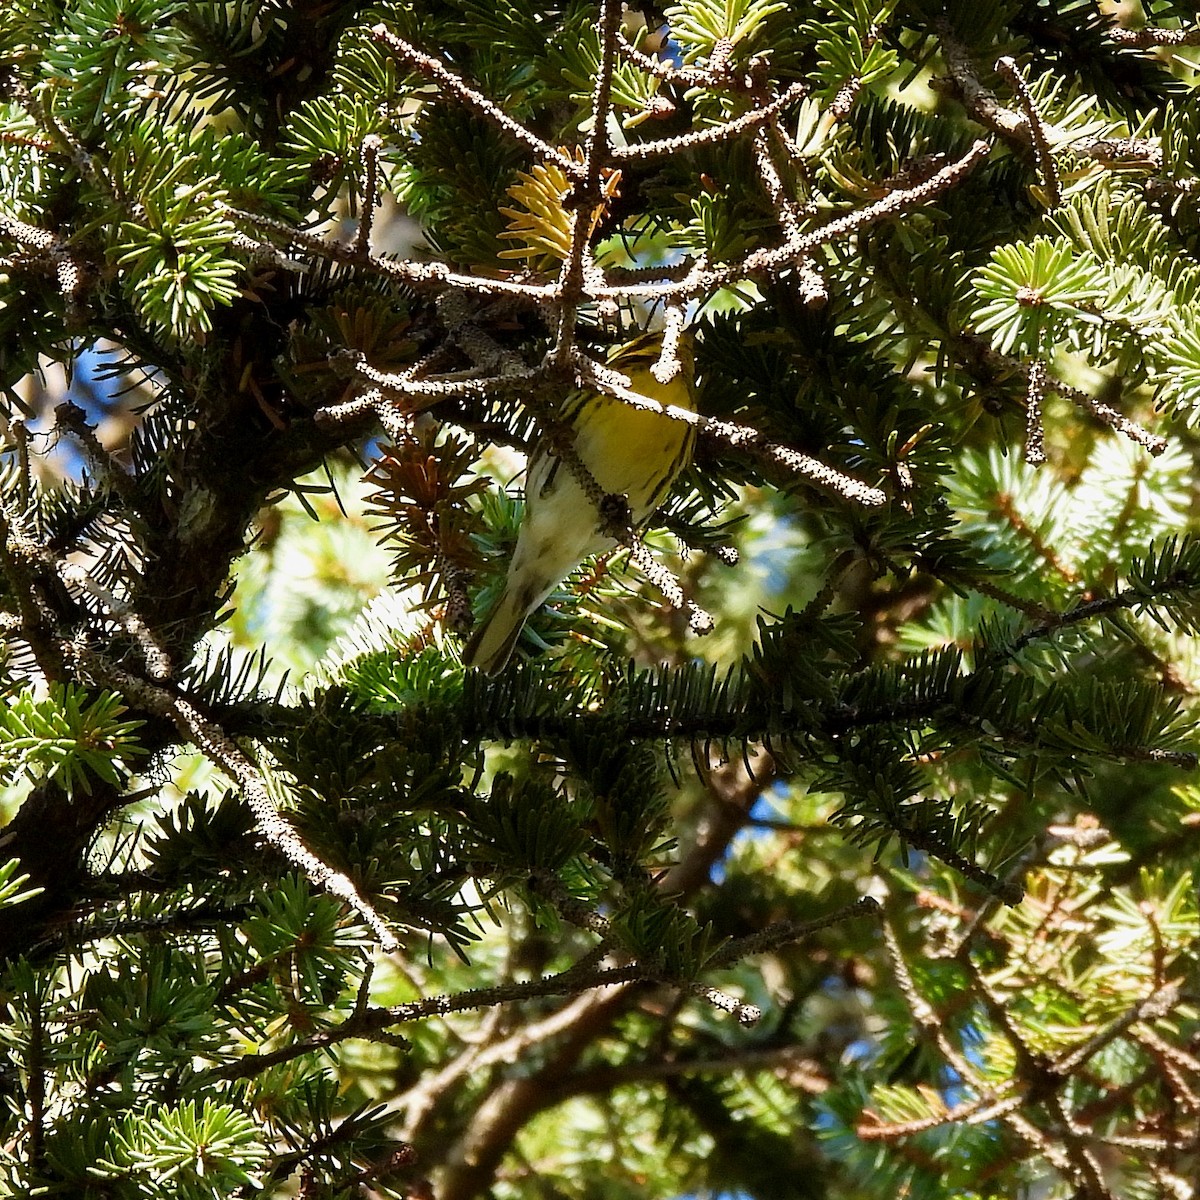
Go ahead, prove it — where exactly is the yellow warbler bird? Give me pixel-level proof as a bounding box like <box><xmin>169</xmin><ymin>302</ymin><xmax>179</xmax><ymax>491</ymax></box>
<box><xmin>463</xmin><ymin>332</ymin><xmax>697</xmax><ymax>674</ymax></box>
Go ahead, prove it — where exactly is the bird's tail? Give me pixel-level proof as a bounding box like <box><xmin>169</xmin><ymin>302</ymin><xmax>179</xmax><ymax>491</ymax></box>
<box><xmin>461</xmin><ymin>588</ymin><xmax>532</xmax><ymax>675</ymax></box>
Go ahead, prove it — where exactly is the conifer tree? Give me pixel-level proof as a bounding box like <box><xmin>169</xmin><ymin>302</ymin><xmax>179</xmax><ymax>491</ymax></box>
<box><xmin>2</xmin><ymin>2</ymin><xmax>1199</xmax><ymax>1198</ymax></box>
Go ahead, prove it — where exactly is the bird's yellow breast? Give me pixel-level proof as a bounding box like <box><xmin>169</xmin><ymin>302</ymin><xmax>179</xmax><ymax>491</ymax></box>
<box><xmin>569</xmin><ymin>353</ymin><xmax>696</xmax><ymax>518</ymax></box>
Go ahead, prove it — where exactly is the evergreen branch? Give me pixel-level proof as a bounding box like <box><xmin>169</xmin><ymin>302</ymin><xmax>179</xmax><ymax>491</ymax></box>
<box><xmin>882</xmin><ymin>916</ymin><xmax>1092</xmax><ymax>1185</ymax></box>
<box><xmin>1050</xmin><ymin>983</ymin><xmax>1180</xmax><ymax>1077</ymax></box>
<box><xmin>5</xmin><ymin>517</ymin><xmax>171</xmax><ymax>681</ymax></box>
<box><xmin>1005</xmin><ymin>1107</ymin><xmax>1083</xmax><ymax>1184</ymax></box>
<box><xmin>259</xmin><ymin>1118</ymin><xmax>416</xmax><ymax>1198</ymax></box>
<box><xmin>220</xmin><ymin>205</ymin><xmax>557</xmax><ymax>301</ymax></box>
<box><xmin>211</xmin><ymin>961</ymin><xmax>644</xmax><ymax>1080</ymax></box>
<box><xmin>1121</xmin><ymin>746</ymin><xmax>1198</xmax><ymax>768</ymax></box>
<box><xmin>1132</xmin><ymin>1026</ymin><xmax>1200</xmax><ymax>1113</ymax></box>
<box><xmin>966</xmin><ymin>961</ymin><xmax>1117</xmax><ymax>1198</ymax></box>
<box><xmin>528</xmin><ymin>869</ymin><xmax>611</xmax><ymax>938</ymax></box>
<box><xmin>753</xmin><ymin>126</ymin><xmax>806</xmax><ymax>244</ymax></box>
<box><xmin>0</xmin><ymin>129</ymin><xmax>53</xmax><ymax>152</ymax></box>
<box><xmin>369</xmin><ymin>25</ymin><xmax>580</xmax><ymax>176</ymax></box>
<box><xmin>593</xmin><ymin>139</ymin><xmax>991</xmax><ymax>301</ymax></box>
<box><xmin>661</xmin><ymin>748</ymin><xmax>776</xmax><ymax>895</ymax></box>
<box><xmin>0</xmin><ymin>506</ymin><xmax>68</xmax><ymax>683</ymax></box>
<box><xmin>56</xmin><ymin>562</ymin><xmax>170</xmax><ymax>681</ymax></box>
<box><xmin>410</xmin><ymin>993</ymin><xmax>637</xmax><ymax>1195</ymax></box>
<box><xmin>931</xmin><ymin>21</ymin><xmax>1037</xmax><ymax>146</ymax></box>
<box><xmin>1086</xmin><ymin>137</ymin><xmax>1163</xmax><ymax>173</ymax></box>
<box><xmin>1146</xmin><ymin>175</ymin><xmax>1200</xmax><ymax>201</ymax></box>
<box><xmin>881</xmin><ymin>914</ymin><xmax>981</xmax><ymax>1080</ymax></box>
<box><xmin>929</xmin><ymin>563</ymin><xmax>1055</xmax><ymax>622</ymax></box>
<box><xmin>0</xmin><ymin>211</ymin><xmax>56</xmax><ymax>251</ymax></box>
<box><xmin>334</xmin><ymin>351</ymin><xmax>497</xmax><ymax>404</ymax></box>
<box><xmin>604</xmin><ymin>258</ymin><xmax>694</xmax><ymax>284</ymax></box>
<box><xmin>3</xmin><ymin>72</ymin><xmax>102</xmax><ymax>185</ymax></box>
<box><xmin>76</xmin><ymin>652</ymin><xmax>400</xmax><ymax>953</ymax></box>
<box><xmin>392</xmin><ymin>982</ymin><xmax>613</xmax><ymax>1144</ymax></box>
<box><xmin>938</xmin><ymin>852</ymin><xmax>1042</xmax><ymax>965</ymax></box>
<box><xmin>858</xmin><ymin>1091</ymin><xmax>1025</xmax><ymax>1140</ymax></box>
<box><xmin>311</xmin><ymin>385</ymin><xmax>391</xmax><ymax>434</ymax></box>
<box><xmin>35</xmin><ymin>903</ymin><xmax>251</xmax><ymax>955</ymax></box>
<box><xmin>228</xmin><ymin>230</ymin><xmax>306</xmax><ymax>271</ymax></box>
<box><xmin>654</xmin><ymin>303</ymin><xmax>689</xmax><ymax>382</ymax></box>
<box><xmin>0</xmin><ymin>210</ymin><xmax>89</xmax><ymax>305</ymax></box>
<box><xmin>1075</xmin><ymin>1130</ymin><xmax>1178</xmax><ymax>1153</ymax></box>
<box><xmin>4</xmin><ymin>8</ymin><xmax>1198</xmax><ymax>1190</ymax></box>
<box><xmin>579</xmin><ymin>0</ymin><xmax>621</xmax><ymax>213</ymax></box>
<box><xmin>627</xmin><ymin>537</ymin><xmax>714</xmax><ymax>636</ymax></box>
<box><xmin>999</xmin><ymin>581</ymin><xmax>1192</xmax><ymax>662</ymax></box>
<box><xmin>950</xmin><ymin>332</ymin><xmax>1166</xmax><ymax>456</ymax></box>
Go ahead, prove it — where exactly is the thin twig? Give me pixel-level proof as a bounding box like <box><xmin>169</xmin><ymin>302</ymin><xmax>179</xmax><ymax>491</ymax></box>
<box><xmin>613</xmin><ymin>82</ymin><xmax>808</xmax><ymax>160</ymax></box>
<box><xmin>616</xmin><ymin>30</ymin><xmax>739</xmax><ymax>89</ymax></box>
<box><xmin>220</xmin><ymin>204</ymin><xmax>558</xmax><ymax>301</ymax></box>
<box><xmin>1109</xmin><ymin>23</ymin><xmax>1200</xmax><ymax>48</ymax></box>
<box><xmin>562</xmin><ymin>1044</ymin><xmax>828</xmax><ymax>1096</ymax></box>
<box><xmin>687</xmin><ymin>982</ymin><xmax>761</xmax><ymax>1025</ymax></box>
<box><xmin>827</xmin><ymin>21</ymin><xmax>886</xmax><ymax>122</ymax></box>
<box><xmin>899</xmin><ymin>814</ymin><xmax>1025</xmax><ymax>904</ymax></box>
<box><xmin>528</xmin><ymin>869</ymin><xmax>611</xmax><ymax>938</ymax></box>
<box><xmin>575</xmin><ymin>354</ymin><xmax>887</xmax><ymax>506</ymax></box>
<box><xmin>1051</xmin><ymin>983</ymin><xmax>1180</xmax><ymax>1076</ymax></box>
<box><xmin>370</xmin><ymin>25</ymin><xmax>579</xmax><ymax>175</ymax></box>
<box><xmin>627</xmin><ymin>539</ymin><xmax>714</xmax><ymax>635</ymax></box>
<box><xmin>706</xmin><ymin>897</ymin><xmax>882</xmax><ymax>968</ymax></box>
<box><xmin>652</xmin><ymin>304</ymin><xmax>688</xmax><ymax>383</ymax></box>
<box><xmin>753</xmin><ymin>126</ymin><xmax>805</xmax><ymax>243</ymax></box>
<box><xmin>859</xmin><ymin>1091</ymin><xmax>1025</xmax><ymax>1140</ymax></box>
<box><xmin>1049</xmin><ymin>376</ymin><xmax>1166</xmax><ymax>455</ymax></box>
<box><xmin>995</xmin><ymin>56</ymin><xmax>1062</xmax><ymax>208</ymax></box>
<box><xmin>6</xmin><ymin>521</ymin><xmax>171</xmax><ymax>681</ymax></box>
<box><xmin>552</xmin><ymin>0</ymin><xmax>623</xmax><ymax>359</ymax></box>
<box><xmin>54</xmin><ymin>401</ymin><xmax>137</xmax><ymax>501</ymax></box>
<box><xmin>592</xmin><ymin>140</ymin><xmax>991</xmax><ymax>301</ymax></box>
